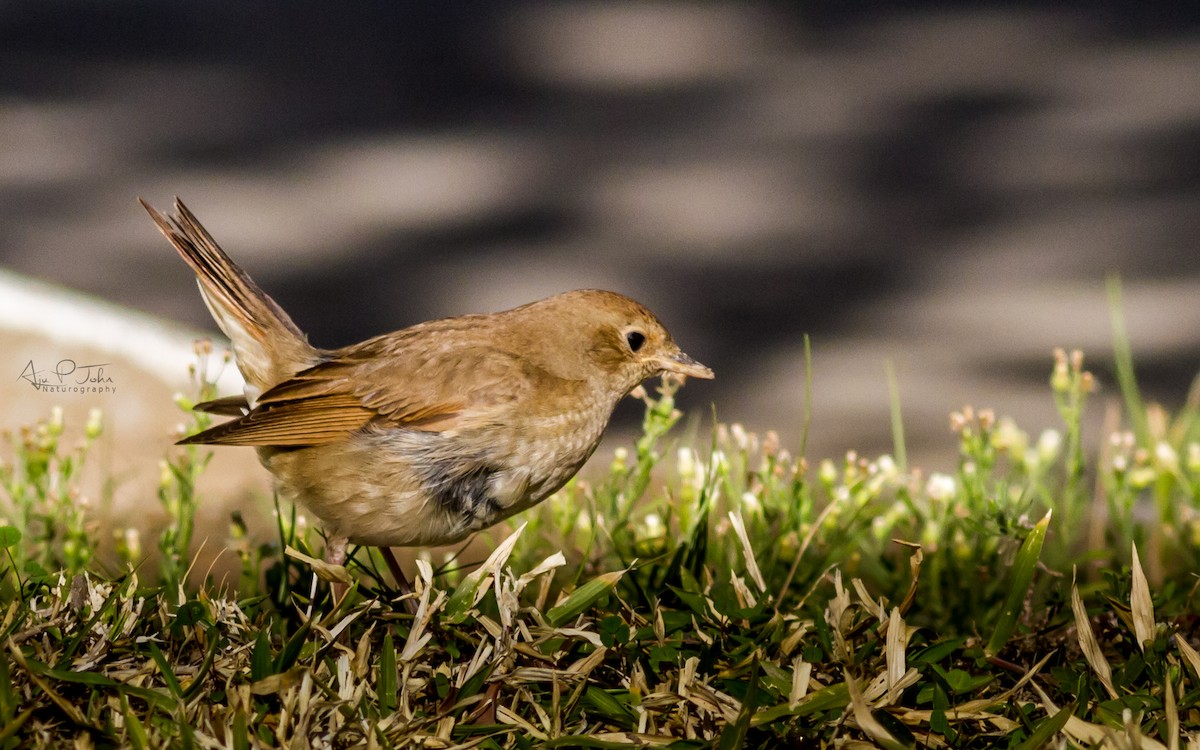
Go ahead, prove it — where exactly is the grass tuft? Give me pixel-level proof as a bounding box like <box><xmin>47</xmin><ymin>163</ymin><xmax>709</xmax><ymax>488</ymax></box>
<box><xmin>1</xmin><ymin>337</ymin><xmax>1200</xmax><ymax>747</ymax></box>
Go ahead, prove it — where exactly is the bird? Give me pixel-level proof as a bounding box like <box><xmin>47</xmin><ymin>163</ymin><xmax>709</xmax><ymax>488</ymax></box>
<box><xmin>141</xmin><ymin>198</ymin><xmax>713</xmax><ymax>599</ymax></box>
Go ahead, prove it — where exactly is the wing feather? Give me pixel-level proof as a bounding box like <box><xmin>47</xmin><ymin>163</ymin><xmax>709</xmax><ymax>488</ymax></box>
<box><xmin>177</xmin><ymin>333</ymin><xmax>545</xmax><ymax>448</ymax></box>
<box><xmin>178</xmin><ymin>394</ymin><xmax>376</xmax><ymax>446</ymax></box>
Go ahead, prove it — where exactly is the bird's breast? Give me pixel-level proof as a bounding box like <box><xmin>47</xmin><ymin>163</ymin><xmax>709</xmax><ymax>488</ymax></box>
<box><xmin>503</xmin><ymin>398</ymin><xmax>613</xmax><ymax>482</ymax></box>
<box><xmin>265</xmin><ymin>391</ymin><xmax>619</xmax><ymax>548</ymax></box>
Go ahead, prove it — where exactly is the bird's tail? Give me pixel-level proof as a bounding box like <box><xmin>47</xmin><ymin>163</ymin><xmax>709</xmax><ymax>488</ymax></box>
<box><xmin>141</xmin><ymin>198</ymin><xmax>318</xmax><ymax>398</ymax></box>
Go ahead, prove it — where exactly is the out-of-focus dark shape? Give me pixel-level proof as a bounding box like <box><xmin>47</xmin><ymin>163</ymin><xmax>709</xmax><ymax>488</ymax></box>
<box><xmin>2</xmin><ymin>2</ymin><xmax>1199</xmax><ymax>468</ymax></box>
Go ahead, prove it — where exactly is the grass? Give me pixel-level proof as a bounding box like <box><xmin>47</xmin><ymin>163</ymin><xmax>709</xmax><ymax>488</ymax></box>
<box><xmin>3</xmin><ymin>308</ymin><xmax>1200</xmax><ymax>747</ymax></box>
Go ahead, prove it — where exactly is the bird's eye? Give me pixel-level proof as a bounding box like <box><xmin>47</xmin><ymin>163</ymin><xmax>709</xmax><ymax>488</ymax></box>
<box><xmin>625</xmin><ymin>330</ymin><xmax>646</xmax><ymax>352</ymax></box>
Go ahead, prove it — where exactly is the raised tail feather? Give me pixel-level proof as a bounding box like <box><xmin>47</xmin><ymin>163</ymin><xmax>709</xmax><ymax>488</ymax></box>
<box><xmin>140</xmin><ymin>198</ymin><xmax>318</xmax><ymax>396</ymax></box>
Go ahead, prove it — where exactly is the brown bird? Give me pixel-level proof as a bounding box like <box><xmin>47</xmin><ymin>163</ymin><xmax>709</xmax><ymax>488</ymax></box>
<box><xmin>141</xmin><ymin>198</ymin><xmax>712</xmax><ymax>596</ymax></box>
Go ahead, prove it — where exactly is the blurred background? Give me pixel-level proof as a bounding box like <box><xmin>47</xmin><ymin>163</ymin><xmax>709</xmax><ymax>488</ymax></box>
<box><xmin>3</xmin><ymin>1</ymin><xmax>1200</xmax><ymax>485</ymax></box>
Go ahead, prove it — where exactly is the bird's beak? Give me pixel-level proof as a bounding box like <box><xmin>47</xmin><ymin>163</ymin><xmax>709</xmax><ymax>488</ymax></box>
<box><xmin>659</xmin><ymin>350</ymin><xmax>714</xmax><ymax>379</ymax></box>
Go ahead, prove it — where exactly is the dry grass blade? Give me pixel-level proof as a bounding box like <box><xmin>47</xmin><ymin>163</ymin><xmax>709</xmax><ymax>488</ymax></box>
<box><xmin>284</xmin><ymin>545</ymin><xmax>352</xmax><ymax>585</ymax></box>
<box><xmin>846</xmin><ymin>674</ymin><xmax>907</xmax><ymax>750</ymax></box>
<box><xmin>444</xmin><ymin>522</ymin><xmax>527</xmax><ymax>624</ymax></box>
<box><xmin>1130</xmin><ymin>543</ymin><xmax>1156</xmax><ymax>651</ymax></box>
<box><xmin>790</xmin><ymin>657</ymin><xmax>812</xmax><ymax>707</ymax></box>
<box><xmin>9</xmin><ymin>350</ymin><xmax>1200</xmax><ymax>746</ymax></box>
<box><xmin>1176</xmin><ymin>635</ymin><xmax>1200</xmax><ymax>683</ymax></box>
<box><xmin>885</xmin><ymin>606</ymin><xmax>906</xmax><ymax>706</ymax></box>
<box><xmin>1167</xmin><ymin>675</ymin><xmax>1180</xmax><ymax>750</ymax></box>
<box><xmin>1071</xmin><ymin>567</ymin><xmax>1118</xmax><ymax>700</ymax></box>
<box><xmin>1029</xmin><ymin>685</ymin><xmax>1094</xmax><ymax>746</ymax></box>
<box><xmin>727</xmin><ymin>511</ymin><xmax>766</xmax><ymax>592</ymax></box>
<box><xmin>516</xmin><ymin>551</ymin><xmax>567</xmax><ymax>590</ymax></box>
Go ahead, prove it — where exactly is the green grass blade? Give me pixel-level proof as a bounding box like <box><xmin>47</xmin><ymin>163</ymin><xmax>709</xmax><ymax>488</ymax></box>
<box><xmin>251</xmin><ymin>628</ymin><xmax>273</xmax><ymax>682</ymax></box>
<box><xmin>120</xmin><ymin>695</ymin><xmax>149</xmax><ymax>750</ymax></box>
<box><xmin>0</xmin><ymin>652</ymin><xmax>11</xmax><ymax>721</ymax></box>
<box><xmin>1107</xmin><ymin>275</ymin><xmax>1150</xmax><ymax>446</ymax></box>
<box><xmin>581</xmin><ymin>686</ymin><xmax>636</xmax><ymax>729</ymax></box>
<box><xmin>232</xmin><ymin>707</ymin><xmax>249</xmax><ymax>750</ymax></box>
<box><xmin>717</xmin><ymin>659</ymin><xmax>760</xmax><ymax>750</ymax></box>
<box><xmin>546</xmin><ymin>570</ymin><xmax>625</xmax><ymax>628</ymax></box>
<box><xmin>751</xmin><ymin>683</ymin><xmax>851</xmax><ymax>725</ymax></box>
<box><xmin>148</xmin><ymin>643</ymin><xmax>184</xmax><ymax>700</ymax></box>
<box><xmin>1013</xmin><ymin>701</ymin><xmax>1075</xmax><ymax>750</ymax></box>
<box><xmin>379</xmin><ymin>631</ymin><xmax>398</xmax><ymax>715</ymax></box>
<box><xmin>180</xmin><ymin>626</ymin><xmax>222</xmax><ymax>701</ymax></box>
<box><xmin>884</xmin><ymin>359</ymin><xmax>907</xmax><ymax>472</ymax></box>
<box><xmin>800</xmin><ymin>334</ymin><xmax>813</xmax><ymax>460</ymax></box>
<box><xmin>275</xmin><ymin>617</ymin><xmax>314</xmax><ymax>672</ymax></box>
<box><xmin>0</xmin><ymin>708</ymin><xmax>33</xmax><ymax>745</ymax></box>
<box><xmin>985</xmin><ymin>510</ymin><xmax>1051</xmax><ymax>657</ymax></box>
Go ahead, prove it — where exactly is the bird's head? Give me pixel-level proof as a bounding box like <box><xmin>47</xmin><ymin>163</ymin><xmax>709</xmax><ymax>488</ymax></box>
<box><xmin>515</xmin><ymin>289</ymin><xmax>713</xmax><ymax>397</ymax></box>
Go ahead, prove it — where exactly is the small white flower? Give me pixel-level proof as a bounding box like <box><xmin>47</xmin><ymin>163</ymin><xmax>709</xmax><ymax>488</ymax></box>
<box><xmin>926</xmin><ymin>473</ymin><xmax>956</xmax><ymax>502</ymax></box>
<box><xmin>1154</xmin><ymin>442</ymin><xmax>1179</xmax><ymax>474</ymax></box>
<box><xmin>873</xmin><ymin>455</ymin><xmax>897</xmax><ymax>479</ymax></box>
<box><xmin>677</xmin><ymin>447</ymin><xmax>695</xmax><ymax>477</ymax></box>
<box><xmin>1036</xmin><ymin>429</ymin><xmax>1062</xmax><ymax>464</ymax></box>
<box><xmin>611</xmin><ymin>446</ymin><xmax>629</xmax><ymax>473</ymax></box>
<box><xmin>643</xmin><ymin>513</ymin><xmax>663</xmax><ymax>536</ymax></box>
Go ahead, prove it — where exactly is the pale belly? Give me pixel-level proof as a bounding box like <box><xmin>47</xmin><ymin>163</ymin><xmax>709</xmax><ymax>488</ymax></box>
<box><xmin>260</xmin><ymin>412</ymin><xmax>606</xmax><ymax>548</ymax></box>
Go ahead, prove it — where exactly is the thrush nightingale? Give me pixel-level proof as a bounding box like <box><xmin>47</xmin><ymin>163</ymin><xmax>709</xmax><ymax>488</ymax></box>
<box><xmin>142</xmin><ymin>198</ymin><xmax>712</xmax><ymax>594</ymax></box>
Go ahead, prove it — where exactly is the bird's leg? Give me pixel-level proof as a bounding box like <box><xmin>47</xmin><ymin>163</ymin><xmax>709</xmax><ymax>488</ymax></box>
<box><xmin>380</xmin><ymin>547</ymin><xmax>413</xmax><ymax>595</ymax></box>
<box><xmin>381</xmin><ymin>547</ymin><xmax>418</xmax><ymax>615</ymax></box>
<box><xmin>325</xmin><ymin>535</ymin><xmax>349</xmax><ymax>604</ymax></box>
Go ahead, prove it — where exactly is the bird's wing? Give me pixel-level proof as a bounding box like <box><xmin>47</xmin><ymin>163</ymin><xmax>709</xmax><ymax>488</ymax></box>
<box><xmin>178</xmin><ymin>333</ymin><xmax>567</xmax><ymax>447</ymax></box>
<box><xmin>193</xmin><ymin>394</ymin><xmax>250</xmax><ymax>416</ymax></box>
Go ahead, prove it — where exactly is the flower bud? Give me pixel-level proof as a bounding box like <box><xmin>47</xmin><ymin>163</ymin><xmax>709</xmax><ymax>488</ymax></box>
<box><xmin>611</xmin><ymin>446</ymin><xmax>629</xmax><ymax>473</ymax></box>
<box><xmin>49</xmin><ymin>406</ymin><xmax>64</xmax><ymax>436</ymax></box>
<box><xmin>818</xmin><ymin>459</ymin><xmax>837</xmax><ymax>487</ymax></box>
<box><xmin>1050</xmin><ymin>348</ymin><xmax>1071</xmax><ymax>393</ymax></box>
<box><xmin>85</xmin><ymin>408</ymin><xmax>103</xmax><ymax>440</ymax></box>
